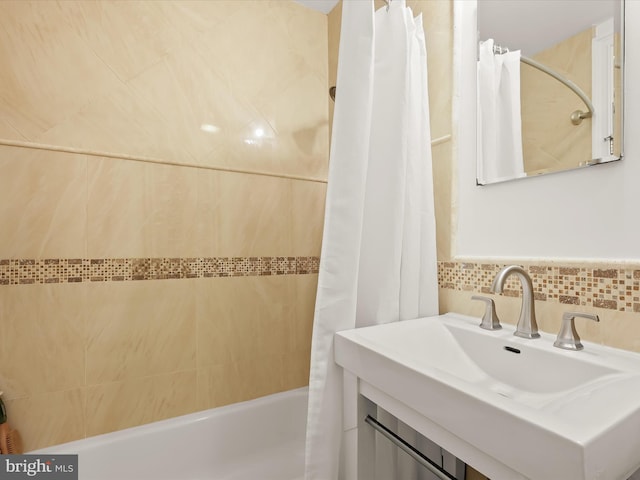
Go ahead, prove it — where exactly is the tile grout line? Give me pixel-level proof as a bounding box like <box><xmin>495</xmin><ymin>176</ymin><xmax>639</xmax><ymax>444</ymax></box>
<box><xmin>0</xmin><ymin>139</ymin><xmax>329</xmax><ymax>184</ymax></box>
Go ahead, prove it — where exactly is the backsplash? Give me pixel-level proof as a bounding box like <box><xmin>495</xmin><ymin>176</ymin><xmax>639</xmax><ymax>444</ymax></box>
<box><xmin>438</xmin><ymin>261</ymin><xmax>640</xmax><ymax>313</ymax></box>
<box><xmin>8</xmin><ymin>257</ymin><xmax>636</xmax><ymax>314</ymax></box>
<box><xmin>9</xmin><ymin>258</ymin><xmax>635</xmax><ymax>315</ymax></box>
<box><xmin>0</xmin><ymin>256</ymin><xmax>320</xmax><ymax>285</ymax></box>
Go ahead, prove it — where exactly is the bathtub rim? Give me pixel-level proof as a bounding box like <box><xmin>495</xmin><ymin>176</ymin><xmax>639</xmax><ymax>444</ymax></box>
<box><xmin>32</xmin><ymin>386</ymin><xmax>309</xmax><ymax>454</ymax></box>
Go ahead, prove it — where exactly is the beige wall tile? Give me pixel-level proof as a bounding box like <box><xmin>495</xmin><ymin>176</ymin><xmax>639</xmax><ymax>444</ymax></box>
<box><xmin>193</xmin><ymin>2</ymin><xmax>326</xmax><ymax>115</ymax></box>
<box><xmin>145</xmin><ymin>163</ymin><xmax>200</xmax><ymax>258</ymax></box>
<box><xmin>196</xmin><ymin>273</ymin><xmax>311</xmax><ymax>409</ymax></box>
<box><xmin>0</xmin><ymin>119</ymin><xmax>24</xmax><ymax>141</ymax></box>
<box><xmin>7</xmin><ymin>388</ymin><xmax>85</xmax><ymax>452</ymax></box>
<box><xmin>157</xmin><ymin>1</ymin><xmax>231</xmax><ymax>45</ymax></box>
<box><xmin>0</xmin><ymin>2</ymin><xmax>122</xmax><ymax>140</ymax></box>
<box><xmin>522</xmin><ymin>28</ymin><xmax>593</xmax><ymax>173</ymax></box>
<box><xmin>0</xmin><ymin>0</ymin><xmax>326</xmax><ymax>451</ymax></box>
<box><xmin>85</xmin><ymin>370</ymin><xmax>197</xmax><ymax>437</ymax></box>
<box><xmin>0</xmin><ymin>284</ymin><xmax>85</xmax><ymax>399</ymax></box>
<box><xmin>196</xmin><ymin>276</ymin><xmax>294</xmax><ymax>368</ymax></box>
<box><xmin>86</xmin><ymin>280</ymin><xmax>196</xmax><ymax>385</ymax></box>
<box><xmin>293</xmin><ymin>274</ymin><xmax>318</xmax><ymax>354</ymax></box>
<box><xmin>56</xmin><ymin>1</ymin><xmax>183</xmax><ymax>83</ymax></box>
<box><xmin>37</xmin><ymin>82</ymin><xmax>189</xmax><ymax>164</ymax></box>
<box><xmin>181</xmin><ymin>0</ymin><xmax>329</xmax><ymax>178</ymax></box>
<box><xmin>0</xmin><ymin>145</ymin><xmax>87</xmax><ymax>259</ymax></box>
<box><xmin>86</xmin><ymin>157</ymin><xmax>148</xmax><ymax>258</ymax></box>
<box><xmin>218</xmin><ymin>172</ymin><xmax>293</xmax><ymax>257</ymax></box>
<box><xmin>88</xmin><ymin>158</ymin><xmax>202</xmax><ymax>258</ymax></box>
<box><xmin>282</xmin><ymin>274</ymin><xmax>318</xmax><ymax>390</ymax></box>
<box><xmin>126</xmin><ymin>49</ymin><xmax>261</xmax><ymax>170</ymax></box>
<box><xmin>432</xmin><ymin>141</ymin><xmax>452</xmax><ymax>261</ymax></box>
<box><xmin>197</xmin><ymin>354</ymin><xmax>287</xmax><ymax>410</ymax></box>
<box><xmin>252</xmin><ymin>72</ymin><xmax>329</xmax><ymax>179</ymax></box>
<box><xmin>282</xmin><ymin>350</ymin><xmax>311</xmax><ymax>391</ymax></box>
<box><xmin>598</xmin><ymin>310</ymin><xmax>640</xmax><ymax>353</ymax></box>
<box><xmin>292</xmin><ymin>181</ymin><xmax>327</xmax><ymax>257</ymax></box>
<box><xmin>195</xmin><ymin>168</ymin><xmax>222</xmax><ymax>258</ymax></box>
<box><xmin>1</xmin><ymin>1</ymin><xmax>328</xmax><ymax>180</ymax></box>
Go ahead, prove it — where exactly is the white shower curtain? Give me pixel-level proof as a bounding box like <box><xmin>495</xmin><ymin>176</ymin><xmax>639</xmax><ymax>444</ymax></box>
<box><xmin>477</xmin><ymin>39</ymin><xmax>525</xmax><ymax>183</ymax></box>
<box><xmin>304</xmin><ymin>1</ymin><xmax>438</xmax><ymax>479</ymax></box>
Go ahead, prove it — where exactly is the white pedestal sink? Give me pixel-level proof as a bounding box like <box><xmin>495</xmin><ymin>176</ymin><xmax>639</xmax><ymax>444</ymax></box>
<box><xmin>335</xmin><ymin>313</ymin><xmax>640</xmax><ymax>480</ymax></box>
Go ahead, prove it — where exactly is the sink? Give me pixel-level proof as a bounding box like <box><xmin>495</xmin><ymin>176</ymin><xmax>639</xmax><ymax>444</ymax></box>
<box><xmin>335</xmin><ymin>313</ymin><xmax>640</xmax><ymax>480</ymax></box>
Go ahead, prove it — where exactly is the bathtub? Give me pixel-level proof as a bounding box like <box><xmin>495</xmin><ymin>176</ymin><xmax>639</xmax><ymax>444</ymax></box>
<box><xmin>34</xmin><ymin>388</ymin><xmax>307</xmax><ymax>480</ymax></box>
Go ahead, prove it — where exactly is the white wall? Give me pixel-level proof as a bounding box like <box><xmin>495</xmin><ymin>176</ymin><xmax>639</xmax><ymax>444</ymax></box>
<box><xmin>455</xmin><ymin>0</ymin><xmax>639</xmax><ymax>262</ymax></box>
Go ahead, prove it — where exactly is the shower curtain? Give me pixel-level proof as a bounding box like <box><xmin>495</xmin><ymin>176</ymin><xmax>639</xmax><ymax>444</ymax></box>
<box><xmin>304</xmin><ymin>1</ymin><xmax>438</xmax><ymax>479</ymax></box>
<box><xmin>477</xmin><ymin>39</ymin><xmax>525</xmax><ymax>183</ymax></box>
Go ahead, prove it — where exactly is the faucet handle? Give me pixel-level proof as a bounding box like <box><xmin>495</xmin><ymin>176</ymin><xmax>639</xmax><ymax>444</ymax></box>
<box><xmin>471</xmin><ymin>295</ymin><xmax>502</xmax><ymax>330</ymax></box>
<box><xmin>554</xmin><ymin>312</ymin><xmax>600</xmax><ymax>351</ymax></box>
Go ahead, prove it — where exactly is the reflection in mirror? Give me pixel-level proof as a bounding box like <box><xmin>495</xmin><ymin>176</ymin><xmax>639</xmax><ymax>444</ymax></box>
<box><xmin>476</xmin><ymin>0</ymin><xmax>624</xmax><ymax>185</ymax></box>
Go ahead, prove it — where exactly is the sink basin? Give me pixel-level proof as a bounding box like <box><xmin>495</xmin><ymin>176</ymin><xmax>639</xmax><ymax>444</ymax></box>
<box><xmin>335</xmin><ymin>313</ymin><xmax>640</xmax><ymax>480</ymax></box>
<box><xmin>372</xmin><ymin>315</ymin><xmax>624</xmax><ymax>408</ymax></box>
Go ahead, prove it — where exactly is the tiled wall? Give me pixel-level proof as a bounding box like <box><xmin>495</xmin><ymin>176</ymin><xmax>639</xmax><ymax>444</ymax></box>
<box><xmin>0</xmin><ymin>1</ymin><xmax>328</xmax><ymax>179</ymax></box>
<box><xmin>439</xmin><ymin>260</ymin><xmax>640</xmax><ymax>355</ymax></box>
<box><xmin>0</xmin><ymin>256</ymin><xmax>320</xmax><ymax>285</ymax></box>
<box><xmin>521</xmin><ymin>28</ymin><xmax>593</xmax><ymax>174</ymax></box>
<box><xmin>0</xmin><ymin>1</ymin><xmax>327</xmax><ymax>451</ymax></box>
<box><xmin>439</xmin><ymin>261</ymin><xmax>640</xmax><ymax>313</ymax></box>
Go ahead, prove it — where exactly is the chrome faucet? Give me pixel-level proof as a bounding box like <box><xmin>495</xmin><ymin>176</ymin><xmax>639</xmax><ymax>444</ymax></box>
<box><xmin>490</xmin><ymin>265</ymin><xmax>540</xmax><ymax>339</ymax></box>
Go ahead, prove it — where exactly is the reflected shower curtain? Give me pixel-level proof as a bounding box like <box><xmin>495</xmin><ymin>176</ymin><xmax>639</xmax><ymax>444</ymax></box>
<box><xmin>477</xmin><ymin>39</ymin><xmax>525</xmax><ymax>183</ymax></box>
<box><xmin>304</xmin><ymin>1</ymin><xmax>438</xmax><ymax>479</ymax></box>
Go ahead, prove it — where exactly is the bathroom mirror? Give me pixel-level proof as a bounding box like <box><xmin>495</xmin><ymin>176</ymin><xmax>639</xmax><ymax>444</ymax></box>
<box><xmin>476</xmin><ymin>0</ymin><xmax>624</xmax><ymax>185</ymax></box>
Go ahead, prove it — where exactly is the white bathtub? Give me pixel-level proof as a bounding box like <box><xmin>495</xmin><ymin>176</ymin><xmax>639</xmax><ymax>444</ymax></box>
<box><xmin>34</xmin><ymin>388</ymin><xmax>308</xmax><ymax>480</ymax></box>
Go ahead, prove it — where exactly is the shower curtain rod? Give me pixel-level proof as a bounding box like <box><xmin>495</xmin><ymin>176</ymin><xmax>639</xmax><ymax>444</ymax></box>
<box><xmin>493</xmin><ymin>43</ymin><xmax>594</xmax><ymax>125</ymax></box>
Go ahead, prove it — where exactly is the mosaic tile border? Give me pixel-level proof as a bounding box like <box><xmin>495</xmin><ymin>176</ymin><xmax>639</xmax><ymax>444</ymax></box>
<box><xmin>0</xmin><ymin>256</ymin><xmax>320</xmax><ymax>286</ymax></box>
<box><xmin>438</xmin><ymin>261</ymin><xmax>640</xmax><ymax>313</ymax></box>
<box><xmin>8</xmin><ymin>258</ymin><xmax>637</xmax><ymax>313</ymax></box>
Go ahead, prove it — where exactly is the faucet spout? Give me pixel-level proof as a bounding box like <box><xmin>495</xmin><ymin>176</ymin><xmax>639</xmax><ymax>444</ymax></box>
<box><xmin>490</xmin><ymin>265</ymin><xmax>540</xmax><ymax>339</ymax></box>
